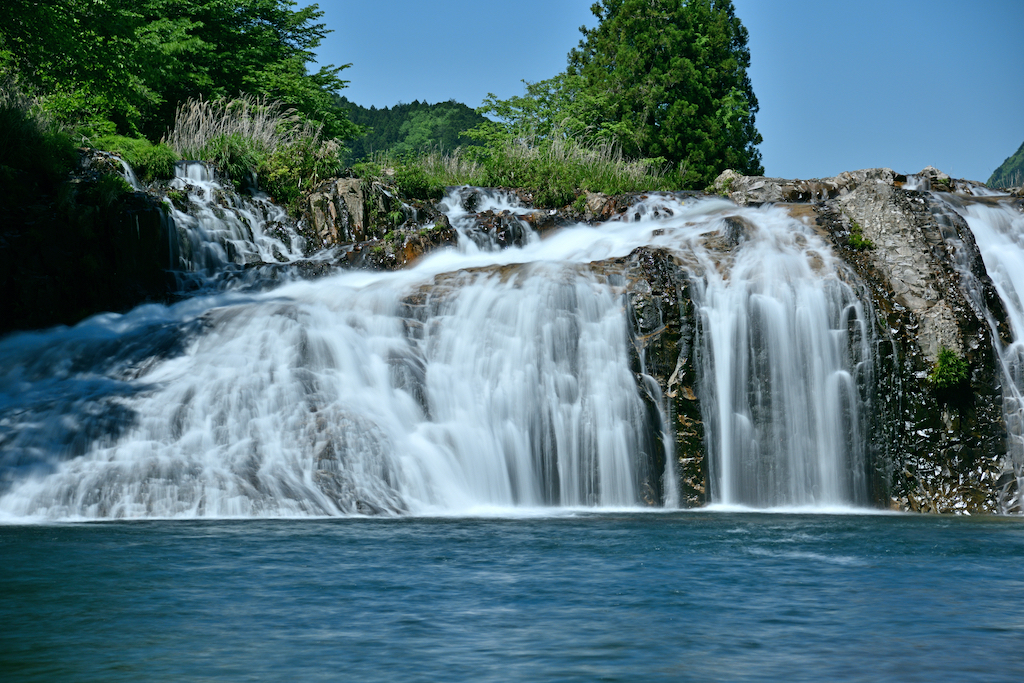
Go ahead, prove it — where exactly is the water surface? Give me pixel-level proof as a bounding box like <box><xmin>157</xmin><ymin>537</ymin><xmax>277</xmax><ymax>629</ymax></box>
<box><xmin>3</xmin><ymin>512</ymin><xmax>1022</xmax><ymax>681</ymax></box>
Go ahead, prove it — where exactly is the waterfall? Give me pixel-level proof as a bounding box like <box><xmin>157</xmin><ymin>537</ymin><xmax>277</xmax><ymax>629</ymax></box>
<box><xmin>942</xmin><ymin>196</ymin><xmax>1024</xmax><ymax>508</ymax></box>
<box><xmin>0</xmin><ymin>181</ymin><xmax>877</xmax><ymax>519</ymax></box>
<box><xmin>686</xmin><ymin>207</ymin><xmax>874</xmax><ymax>508</ymax></box>
<box><xmin>165</xmin><ymin>161</ymin><xmax>317</xmax><ymax>277</ymax></box>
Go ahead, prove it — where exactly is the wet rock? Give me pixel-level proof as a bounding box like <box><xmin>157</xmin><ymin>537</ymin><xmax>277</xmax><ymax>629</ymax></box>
<box><xmin>342</xmin><ymin>219</ymin><xmax>459</xmax><ymax>271</ymax></box>
<box><xmin>299</xmin><ymin>177</ymin><xmax>367</xmax><ymax>251</ymax></box>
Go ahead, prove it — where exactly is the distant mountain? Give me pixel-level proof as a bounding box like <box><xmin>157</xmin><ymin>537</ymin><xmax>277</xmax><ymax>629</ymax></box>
<box><xmin>987</xmin><ymin>140</ymin><xmax>1024</xmax><ymax>188</ymax></box>
<box><xmin>336</xmin><ymin>97</ymin><xmax>488</xmax><ymax>163</ymax></box>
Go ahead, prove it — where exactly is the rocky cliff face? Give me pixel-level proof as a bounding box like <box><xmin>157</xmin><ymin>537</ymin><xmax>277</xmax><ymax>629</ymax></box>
<box><xmin>714</xmin><ymin>167</ymin><xmax>1020</xmax><ymax>513</ymax></box>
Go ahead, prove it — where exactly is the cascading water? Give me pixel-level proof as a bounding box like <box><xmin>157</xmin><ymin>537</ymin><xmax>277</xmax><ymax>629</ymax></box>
<box><xmin>941</xmin><ymin>195</ymin><xmax>1024</xmax><ymax>508</ymax></box>
<box><xmin>166</xmin><ymin>161</ymin><xmax>317</xmax><ymax>278</ymax></box>
<box><xmin>685</xmin><ymin>208</ymin><xmax>874</xmax><ymax>508</ymax></box>
<box><xmin>0</xmin><ymin>175</ymin><xmax>877</xmax><ymax>519</ymax></box>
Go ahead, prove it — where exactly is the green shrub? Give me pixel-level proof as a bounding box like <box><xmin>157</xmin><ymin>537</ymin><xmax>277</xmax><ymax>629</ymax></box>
<box><xmin>0</xmin><ymin>82</ymin><xmax>78</xmax><ymax>198</ymax></box>
<box><xmin>848</xmin><ymin>220</ymin><xmax>874</xmax><ymax>250</ymax></box>
<box><xmin>93</xmin><ymin>135</ymin><xmax>179</xmax><ymax>182</ymax></box>
<box><xmin>930</xmin><ymin>346</ymin><xmax>968</xmax><ymax>390</ymax></box>
<box><xmin>393</xmin><ymin>161</ymin><xmax>443</xmax><ymax>200</ymax></box>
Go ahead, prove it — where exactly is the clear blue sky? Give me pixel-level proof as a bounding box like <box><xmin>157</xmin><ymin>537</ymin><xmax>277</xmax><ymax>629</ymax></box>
<box><xmin>313</xmin><ymin>0</ymin><xmax>1024</xmax><ymax>183</ymax></box>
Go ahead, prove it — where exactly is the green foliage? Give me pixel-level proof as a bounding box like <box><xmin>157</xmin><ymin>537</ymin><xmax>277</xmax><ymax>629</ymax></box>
<box><xmin>475</xmin><ymin>0</ymin><xmax>762</xmax><ymax>190</ymax></box>
<box><xmin>365</xmin><ymin>134</ymin><xmax>676</xmax><ymax>208</ymax></box>
<box><xmin>393</xmin><ymin>162</ymin><xmax>444</xmax><ymax>200</ymax></box>
<box><xmin>848</xmin><ymin>220</ymin><xmax>874</xmax><ymax>250</ymax></box>
<box><xmin>82</xmin><ymin>173</ymin><xmax>134</xmax><ymax>207</ymax></box>
<box><xmin>0</xmin><ymin>0</ymin><xmax>359</xmax><ymax>141</ymax></box>
<box><xmin>930</xmin><ymin>346</ymin><xmax>968</xmax><ymax>391</ymax></box>
<box><xmin>338</xmin><ymin>97</ymin><xmax>486</xmax><ymax>163</ymax></box>
<box><xmin>572</xmin><ymin>194</ymin><xmax>588</xmax><ymax>213</ymax></box>
<box><xmin>478</xmin><ymin>134</ymin><xmax>675</xmax><ymax>208</ymax></box>
<box><xmin>474</xmin><ymin>73</ymin><xmax>595</xmax><ymax>145</ymax></box>
<box><xmin>165</xmin><ymin>96</ymin><xmax>342</xmax><ymax>211</ymax></box>
<box><xmin>987</xmin><ymin>140</ymin><xmax>1024</xmax><ymax>188</ymax></box>
<box><xmin>94</xmin><ymin>135</ymin><xmax>179</xmax><ymax>182</ymax></box>
<box><xmin>0</xmin><ymin>80</ymin><xmax>78</xmax><ymax>207</ymax></box>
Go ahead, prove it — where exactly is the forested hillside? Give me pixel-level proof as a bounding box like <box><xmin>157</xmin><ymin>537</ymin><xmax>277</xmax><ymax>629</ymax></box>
<box><xmin>336</xmin><ymin>97</ymin><xmax>487</xmax><ymax>163</ymax></box>
<box><xmin>988</xmin><ymin>140</ymin><xmax>1024</xmax><ymax>188</ymax></box>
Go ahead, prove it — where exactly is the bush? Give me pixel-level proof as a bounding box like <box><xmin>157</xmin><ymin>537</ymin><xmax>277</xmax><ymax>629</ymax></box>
<box><xmin>93</xmin><ymin>135</ymin><xmax>179</xmax><ymax>182</ymax></box>
<box><xmin>848</xmin><ymin>220</ymin><xmax>874</xmax><ymax>250</ymax></box>
<box><xmin>394</xmin><ymin>161</ymin><xmax>443</xmax><ymax>200</ymax></box>
<box><xmin>930</xmin><ymin>346</ymin><xmax>968</xmax><ymax>390</ymax></box>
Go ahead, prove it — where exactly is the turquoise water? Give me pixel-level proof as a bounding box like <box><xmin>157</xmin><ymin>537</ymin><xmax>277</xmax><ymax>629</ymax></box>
<box><xmin>2</xmin><ymin>512</ymin><xmax>1024</xmax><ymax>682</ymax></box>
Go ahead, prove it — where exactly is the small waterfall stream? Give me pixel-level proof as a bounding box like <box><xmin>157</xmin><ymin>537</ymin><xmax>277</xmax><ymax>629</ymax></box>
<box><xmin>686</xmin><ymin>208</ymin><xmax>874</xmax><ymax>508</ymax></box>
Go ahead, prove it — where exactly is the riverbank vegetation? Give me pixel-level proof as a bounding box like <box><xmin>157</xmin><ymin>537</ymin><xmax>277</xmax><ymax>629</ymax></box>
<box><xmin>1</xmin><ymin>0</ymin><xmax>763</xmax><ymax>212</ymax></box>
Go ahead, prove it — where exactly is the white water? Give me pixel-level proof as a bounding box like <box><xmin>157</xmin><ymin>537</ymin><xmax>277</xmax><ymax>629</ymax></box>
<box><xmin>167</xmin><ymin>161</ymin><xmax>315</xmax><ymax>274</ymax></box>
<box><xmin>945</xmin><ymin>198</ymin><xmax>1024</xmax><ymax>507</ymax></box>
<box><xmin>688</xmin><ymin>210</ymin><xmax>873</xmax><ymax>507</ymax></box>
<box><xmin>0</xmin><ymin>183</ymin><xmax>875</xmax><ymax>519</ymax></box>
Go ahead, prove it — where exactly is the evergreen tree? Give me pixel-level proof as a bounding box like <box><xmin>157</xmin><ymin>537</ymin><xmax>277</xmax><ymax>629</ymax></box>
<box><xmin>568</xmin><ymin>0</ymin><xmax>763</xmax><ymax>187</ymax></box>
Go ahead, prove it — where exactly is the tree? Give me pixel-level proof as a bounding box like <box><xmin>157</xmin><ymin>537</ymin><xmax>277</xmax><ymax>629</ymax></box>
<box><xmin>567</xmin><ymin>0</ymin><xmax>763</xmax><ymax>187</ymax></box>
<box><xmin>0</xmin><ymin>0</ymin><xmax>358</xmax><ymax>140</ymax></box>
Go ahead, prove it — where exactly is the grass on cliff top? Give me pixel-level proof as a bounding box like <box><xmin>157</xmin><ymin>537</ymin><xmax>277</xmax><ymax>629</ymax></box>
<box><xmin>93</xmin><ymin>135</ymin><xmax>179</xmax><ymax>182</ymax></box>
<box><xmin>163</xmin><ymin>96</ymin><xmax>344</xmax><ymax>212</ymax></box>
<box><xmin>355</xmin><ymin>134</ymin><xmax>681</xmax><ymax>208</ymax></box>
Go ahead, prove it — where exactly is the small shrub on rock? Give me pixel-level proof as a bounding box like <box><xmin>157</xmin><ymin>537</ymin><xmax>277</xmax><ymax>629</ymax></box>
<box><xmin>930</xmin><ymin>346</ymin><xmax>968</xmax><ymax>390</ymax></box>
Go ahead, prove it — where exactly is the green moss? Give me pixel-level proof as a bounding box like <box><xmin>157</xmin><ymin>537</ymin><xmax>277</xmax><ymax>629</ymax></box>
<box><xmin>166</xmin><ymin>189</ymin><xmax>187</xmax><ymax>209</ymax></box>
<box><xmin>572</xmin><ymin>194</ymin><xmax>587</xmax><ymax>213</ymax></box>
<box><xmin>930</xmin><ymin>346</ymin><xmax>968</xmax><ymax>390</ymax></box>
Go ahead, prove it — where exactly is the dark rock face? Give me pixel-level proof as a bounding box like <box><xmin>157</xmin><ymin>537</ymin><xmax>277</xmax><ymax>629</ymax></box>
<box><xmin>621</xmin><ymin>248</ymin><xmax>706</xmax><ymax>507</ymax></box>
<box><xmin>341</xmin><ymin>219</ymin><xmax>459</xmax><ymax>271</ymax></box>
<box><xmin>1</xmin><ymin>153</ymin><xmax>176</xmax><ymax>335</ymax></box>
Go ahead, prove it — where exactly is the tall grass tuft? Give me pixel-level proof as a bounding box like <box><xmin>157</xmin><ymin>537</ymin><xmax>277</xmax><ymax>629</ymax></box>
<box><xmin>163</xmin><ymin>95</ymin><xmax>344</xmax><ymax>209</ymax></box>
<box><xmin>164</xmin><ymin>95</ymin><xmax>311</xmax><ymax>159</ymax></box>
<box><xmin>480</xmin><ymin>132</ymin><xmax>672</xmax><ymax>207</ymax></box>
<box><xmin>355</xmin><ymin>133</ymin><xmax>678</xmax><ymax>208</ymax></box>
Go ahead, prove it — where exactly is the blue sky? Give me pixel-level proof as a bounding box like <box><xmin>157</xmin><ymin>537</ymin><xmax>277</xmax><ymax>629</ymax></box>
<box><xmin>313</xmin><ymin>0</ymin><xmax>1024</xmax><ymax>183</ymax></box>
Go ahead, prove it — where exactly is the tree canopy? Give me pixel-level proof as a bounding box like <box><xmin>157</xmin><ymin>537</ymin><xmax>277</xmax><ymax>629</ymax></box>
<box><xmin>478</xmin><ymin>0</ymin><xmax>763</xmax><ymax>188</ymax></box>
<box><xmin>337</xmin><ymin>97</ymin><xmax>487</xmax><ymax>163</ymax></box>
<box><xmin>0</xmin><ymin>0</ymin><xmax>358</xmax><ymax>140</ymax></box>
